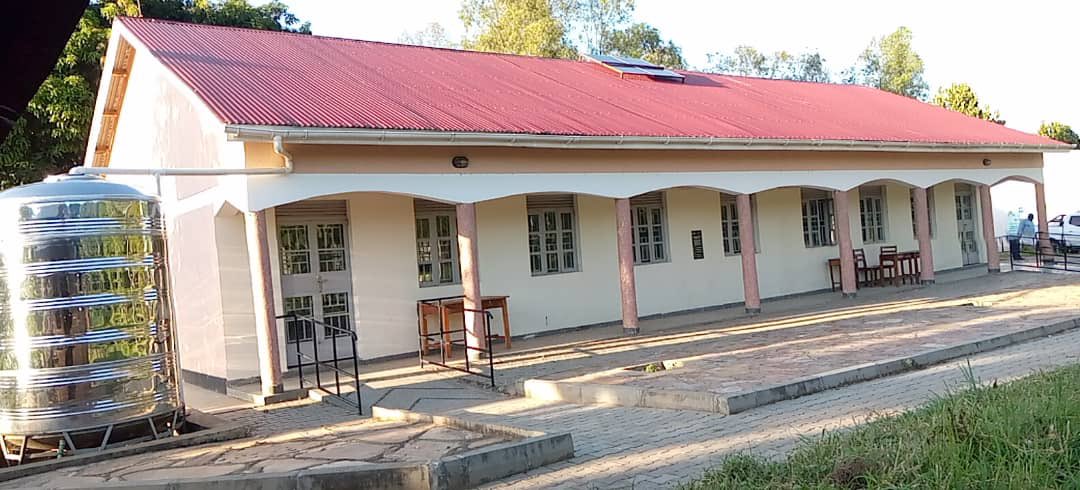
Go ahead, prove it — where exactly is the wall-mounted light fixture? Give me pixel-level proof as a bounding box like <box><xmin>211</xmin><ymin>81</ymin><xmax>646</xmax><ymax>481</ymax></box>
<box><xmin>451</xmin><ymin>156</ymin><xmax>470</xmax><ymax>169</ymax></box>
<box><xmin>982</xmin><ymin>158</ymin><xmax>992</xmax><ymax>166</ymax></box>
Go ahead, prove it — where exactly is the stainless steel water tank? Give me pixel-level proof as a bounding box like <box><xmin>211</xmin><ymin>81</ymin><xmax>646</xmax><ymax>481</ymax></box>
<box><xmin>0</xmin><ymin>174</ymin><xmax>183</xmax><ymax>463</ymax></box>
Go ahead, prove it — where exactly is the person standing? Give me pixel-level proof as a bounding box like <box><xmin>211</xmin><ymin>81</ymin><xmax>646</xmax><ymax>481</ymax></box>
<box><xmin>1007</xmin><ymin>208</ymin><xmax>1022</xmax><ymax>260</ymax></box>
<box><xmin>1016</xmin><ymin>213</ymin><xmax>1037</xmax><ymax>260</ymax></box>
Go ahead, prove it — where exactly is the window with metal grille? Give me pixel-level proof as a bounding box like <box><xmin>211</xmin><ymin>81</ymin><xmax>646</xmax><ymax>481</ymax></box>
<box><xmin>284</xmin><ymin>295</ymin><xmax>314</xmax><ymax>342</ymax></box>
<box><xmin>910</xmin><ymin>189</ymin><xmax>936</xmax><ymax>238</ymax></box>
<box><xmin>859</xmin><ymin>186</ymin><xmax>887</xmax><ymax>243</ymax></box>
<box><xmin>630</xmin><ymin>192</ymin><xmax>667</xmax><ymax>264</ymax></box>
<box><xmin>321</xmin><ymin>292</ymin><xmax>351</xmax><ymax>337</ymax></box>
<box><xmin>720</xmin><ymin>196</ymin><xmax>760</xmax><ymax>255</ymax></box>
<box><xmin>414</xmin><ymin>200</ymin><xmax>460</xmax><ymax>287</ymax></box>
<box><xmin>802</xmin><ymin>190</ymin><xmax>836</xmax><ymax>248</ymax></box>
<box><xmin>527</xmin><ymin>194</ymin><xmax>578</xmax><ymax>275</ymax></box>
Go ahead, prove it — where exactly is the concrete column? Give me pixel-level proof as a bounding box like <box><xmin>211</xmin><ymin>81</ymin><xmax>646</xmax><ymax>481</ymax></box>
<box><xmin>1035</xmin><ymin>182</ymin><xmax>1053</xmax><ymax>254</ymax></box>
<box><xmin>244</xmin><ymin>210</ymin><xmax>283</xmax><ymax>396</ymax></box>
<box><xmin>615</xmin><ymin>198</ymin><xmax>639</xmax><ymax>335</ymax></box>
<box><xmin>978</xmin><ymin>185</ymin><xmax>1000</xmax><ymax>272</ymax></box>
<box><xmin>833</xmin><ymin>190</ymin><xmax>857</xmax><ymax>298</ymax></box>
<box><xmin>736</xmin><ymin>193</ymin><xmax>761</xmax><ymax>314</ymax></box>
<box><xmin>455</xmin><ymin>203</ymin><xmax>484</xmax><ymax>360</ymax></box>
<box><xmin>912</xmin><ymin>187</ymin><xmax>935</xmax><ymax>284</ymax></box>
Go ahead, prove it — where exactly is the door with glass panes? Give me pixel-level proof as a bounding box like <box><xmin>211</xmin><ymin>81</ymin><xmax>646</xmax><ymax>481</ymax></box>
<box><xmin>954</xmin><ymin>184</ymin><xmax>980</xmax><ymax>266</ymax></box>
<box><xmin>277</xmin><ymin>219</ymin><xmax>355</xmax><ymax>367</ymax></box>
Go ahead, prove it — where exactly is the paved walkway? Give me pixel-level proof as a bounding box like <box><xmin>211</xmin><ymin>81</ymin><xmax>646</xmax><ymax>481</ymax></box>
<box><xmin>484</xmin><ymin>272</ymin><xmax>1080</xmax><ymax>392</ymax></box>
<box><xmin>464</xmin><ymin>327</ymin><xmax>1080</xmax><ymax>489</ymax></box>
<box><xmin>17</xmin><ymin>270</ymin><xmax>1076</xmax><ymax>489</ymax></box>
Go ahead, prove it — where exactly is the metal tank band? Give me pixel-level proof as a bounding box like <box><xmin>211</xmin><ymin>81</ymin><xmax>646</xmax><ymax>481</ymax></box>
<box><xmin>0</xmin><ymin>174</ymin><xmax>184</xmax><ymax>464</ymax></box>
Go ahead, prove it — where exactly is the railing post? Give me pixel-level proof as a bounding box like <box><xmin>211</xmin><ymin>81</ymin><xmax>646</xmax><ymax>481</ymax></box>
<box><xmin>331</xmin><ymin>331</ymin><xmax>341</xmax><ymax>397</ymax></box>
<box><xmin>352</xmin><ymin>332</ymin><xmax>362</xmax><ymax>415</ymax></box>
<box><xmin>486</xmin><ymin>311</ymin><xmax>495</xmax><ymax>388</ymax></box>
<box><xmin>312</xmin><ymin>325</ymin><xmax>322</xmax><ymax>391</ymax></box>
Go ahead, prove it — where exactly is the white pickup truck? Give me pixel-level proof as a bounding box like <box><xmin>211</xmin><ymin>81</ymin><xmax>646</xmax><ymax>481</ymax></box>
<box><xmin>1048</xmin><ymin>212</ymin><xmax>1080</xmax><ymax>252</ymax></box>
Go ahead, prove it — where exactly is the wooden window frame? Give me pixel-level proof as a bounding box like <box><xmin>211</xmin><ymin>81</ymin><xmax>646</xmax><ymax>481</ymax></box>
<box><xmin>415</xmin><ymin>211</ymin><xmax>461</xmax><ymax>287</ymax></box>
<box><xmin>910</xmin><ymin>189</ymin><xmax>937</xmax><ymax>239</ymax></box>
<box><xmin>630</xmin><ymin>196</ymin><xmax>669</xmax><ymax>265</ymax></box>
<box><xmin>528</xmin><ymin>201</ymin><xmax>580</xmax><ymax>276</ymax></box>
<box><xmin>802</xmin><ymin>190</ymin><xmax>836</xmax><ymax>248</ymax></box>
<box><xmin>859</xmin><ymin>186</ymin><xmax>887</xmax><ymax>244</ymax></box>
<box><xmin>720</xmin><ymin>196</ymin><xmax>760</xmax><ymax>256</ymax></box>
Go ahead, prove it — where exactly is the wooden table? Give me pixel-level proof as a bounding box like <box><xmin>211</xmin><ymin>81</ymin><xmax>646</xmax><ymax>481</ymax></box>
<box><xmin>829</xmin><ymin>250</ymin><xmax>920</xmax><ymax>289</ymax></box>
<box><xmin>827</xmin><ymin>257</ymin><xmax>842</xmax><ymax>292</ymax></box>
<box><xmin>880</xmin><ymin>250</ymin><xmax>920</xmax><ymax>286</ymax></box>
<box><xmin>418</xmin><ymin>295</ymin><xmax>511</xmax><ymax>355</ymax></box>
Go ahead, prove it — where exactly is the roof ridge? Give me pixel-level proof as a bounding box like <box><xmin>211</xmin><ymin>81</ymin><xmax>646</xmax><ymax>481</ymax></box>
<box><xmin>116</xmin><ymin>16</ymin><xmax>595</xmax><ymax>66</ymax></box>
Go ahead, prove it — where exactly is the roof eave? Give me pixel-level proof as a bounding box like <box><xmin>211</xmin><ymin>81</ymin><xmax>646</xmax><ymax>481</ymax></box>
<box><xmin>225</xmin><ymin>125</ymin><xmax>1074</xmax><ymax>153</ymax></box>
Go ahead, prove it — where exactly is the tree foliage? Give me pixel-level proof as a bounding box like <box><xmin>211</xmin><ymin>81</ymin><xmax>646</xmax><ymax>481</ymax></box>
<box><xmin>845</xmin><ymin>26</ymin><xmax>928</xmax><ymax>99</ymax></box>
<box><xmin>1038</xmin><ymin>121</ymin><xmax>1079</xmax><ymax>147</ymax></box>
<box><xmin>706</xmin><ymin>46</ymin><xmax>829</xmax><ymax>82</ymax></box>
<box><xmin>604</xmin><ymin>22</ymin><xmax>685</xmax><ymax>69</ymax></box>
<box><xmin>459</xmin><ymin>0</ymin><xmax>577</xmax><ymax>58</ymax></box>
<box><xmin>932</xmin><ymin>83</ymin><xmax>1003</xmax><ymax>124</ymax></box>
<box><xmin>0</xmin><ymin>0</ymin><xmax>309</xmax><ymax>189</ymax></box>
<box><xmin>460</xmin><ymin>0</ymin><xmax>685</xmax><ymax>69</ymax></box>
<box><xmin>576</xmin><ymin>0</ymin><xmax>634</xmax><ymax>55</ymax></box>
<box><xmin>399</xmin><ymin>22</ymin><xmax>457</xmax><ymax>48</ymax></box>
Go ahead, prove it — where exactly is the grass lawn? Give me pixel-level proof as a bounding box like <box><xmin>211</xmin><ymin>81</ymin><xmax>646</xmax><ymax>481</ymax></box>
<box><xmin>682</xmin><ymin>363</ymin><xmax>1080</xmax><ymax>489</ymax></box>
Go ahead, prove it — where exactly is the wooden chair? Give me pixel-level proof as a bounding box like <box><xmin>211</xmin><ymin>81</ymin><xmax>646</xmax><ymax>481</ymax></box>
<box><xmin>853</xmin><ymin>248</ymin><xmax>880</xmax><ymax>288</ymax></box>
<box><xmin>879</xmin><ymin>245</ymin><xmax>899</xmax><ymax>286</ymax></box>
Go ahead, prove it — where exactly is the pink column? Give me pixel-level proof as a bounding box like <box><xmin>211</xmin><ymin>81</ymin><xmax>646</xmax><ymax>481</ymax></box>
<box><xmin>832</xmin><ymin>190</ymin><xmax>857</xmax><ymax>298</ymax></box>
<box><xmin>736</xmin><ymin>193</ymin><xmax>761</xmax><ymax>313</ymax></box>
<box><xmin>615</xmin><ymin>198</ymin><xmax>640</xmax><ymax>335</ymax></box>
<box><xmin>456</xmin><ymin>203</ymin><xmax>484</xmax><ymax>360</ymax></box>
<box><xmin>912</xmin><ymin>187</ymin><xmax>935</xmax><ymax>284</ymax></box>
<box><xmin>978</xmin><ymin>185</ymin><xmax>1000</xmax><ymax>272</ymax></box>
<box><xmin>1035</xmin><ymin>182</ymin><xmax>1053</xmax><ymax>254</ymax></box>
<box><xmin>244</xmin><ymin>210</ymin><xmax>283</xmax><ymax>395</ymax></box>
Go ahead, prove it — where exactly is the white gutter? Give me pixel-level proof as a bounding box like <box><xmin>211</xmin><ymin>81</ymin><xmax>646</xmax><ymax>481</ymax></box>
<box><xmin>72</xmin><ymin>135</ymin><xmax>295</xmax><ymax>177</ymax></box>
<box><xmin>225</xmin><ymin>125</ymin><xmax>1073</xmax><ymax>153</ymax></box>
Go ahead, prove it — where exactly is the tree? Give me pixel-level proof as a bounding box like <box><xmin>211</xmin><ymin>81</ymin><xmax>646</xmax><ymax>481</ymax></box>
<box><xmin>399</xmin><ymin>22</ymin><xmax>457</xmax><ymax>48</ymax></box>
<box><xmin>604</xmin><ymin>22</ymin><xmax>685</xmax><ymax>69</ymax></box>
<box><xmin>0</xmin><ymin>0</ymin><xmax>310</xmax><ymax>189</ymax></box>
<box><xmin>575</xmin><ymin>0</ymin><xmax>634</xmax><ymax>55</ymax></box>
<box><xmin>460</xmin><ymin>0</ymin><xmax>577</xmax><ymax>58</ymax></box>
<box><xmin>932</xmin><ymin>83</ymin><xmax>1004</xmax><ymax>124</ymax></box>
<box><xmin>845</xmin><ymin>26</ymin><xmax>928</xmax><ymax>99</ymax></box>
<box><xmin>706</xmin><ymin>46</ymin><xmax>830</xmax><ymax>82</ymax></box>
<box><xmin>1039</xmin><ymin>121</ymin><xmax>1079</xmax><ymax>146</ymax></box>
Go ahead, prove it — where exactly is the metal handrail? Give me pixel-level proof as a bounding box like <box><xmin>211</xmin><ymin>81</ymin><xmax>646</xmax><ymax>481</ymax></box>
<box><xmin>416</xmin><ymin>297</ymin><xmax>497</xmax><ymax>388</ymax></box>
<box><xmin>1001</xmin><ymin>231</ymin><xmax>1078</xmax><ymax>273</ymax></box>
<box><xmin>277</xmin><ymin>312</ymin><xmax>363</xmax><ymax>414</ymax></box>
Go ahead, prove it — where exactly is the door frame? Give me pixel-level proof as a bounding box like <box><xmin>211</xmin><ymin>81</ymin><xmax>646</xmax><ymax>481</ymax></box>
<box><xmin>275</xmin><ymin>214</ymin><xmax>358</xmax><ymax>368</ymax></box>
<box><xmin>954</xmin><ymin>183</ymin><xmax>980</xmax><ymax>266</ymax></box>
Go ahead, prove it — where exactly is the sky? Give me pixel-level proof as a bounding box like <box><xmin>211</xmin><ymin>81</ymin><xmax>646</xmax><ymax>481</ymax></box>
<box><xmin>281</xmin><ymin>0</ymin><xmax>1079</xmax><ymax>218</ymax></box>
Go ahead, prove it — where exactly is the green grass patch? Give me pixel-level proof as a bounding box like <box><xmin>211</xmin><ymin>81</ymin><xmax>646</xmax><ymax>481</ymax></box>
<box><xmin>683</xmin><ymin>363</ymin><xmax>1080</xmax><ymax>489</ymax></box>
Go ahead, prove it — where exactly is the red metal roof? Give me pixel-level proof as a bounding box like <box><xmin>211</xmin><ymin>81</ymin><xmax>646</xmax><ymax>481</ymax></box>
<box><xmin>118</xmin><ymin>17</ymin><xmax>1063</xmax><ymax>147</ymax></box>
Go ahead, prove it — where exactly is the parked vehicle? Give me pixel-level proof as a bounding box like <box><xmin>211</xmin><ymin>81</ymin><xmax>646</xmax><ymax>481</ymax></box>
<box><xmin>1047</xmin><ymin>212</ymin><xmax>1080</xmax><ymax>251</ymax></box>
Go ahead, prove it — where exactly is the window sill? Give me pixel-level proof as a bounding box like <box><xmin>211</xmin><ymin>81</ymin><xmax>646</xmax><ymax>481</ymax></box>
<box><xmin>723</xmin><ymin>251</ymin><xmax>761</xmax><ymax>257</ymax></box>
<box><xmin>530</xmin><ymin>270</ymin><xmax>579</xmax><ymax>277</ymax></box>
<box><xmin>633</xmin><ymin>260</ymin><xmax>670</xmax><ymax>267</ymax></box>
<box><xmin>419</xmin><ymin>282</ymin><xmax>462</xmax><ymax>288</ymax></box>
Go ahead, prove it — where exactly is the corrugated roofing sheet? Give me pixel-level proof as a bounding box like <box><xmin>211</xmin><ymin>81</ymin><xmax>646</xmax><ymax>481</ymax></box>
<box><xmin>118</xmin><ymin>17</ymin><xmax>1062</xmax><ymax>147</ymax></box>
